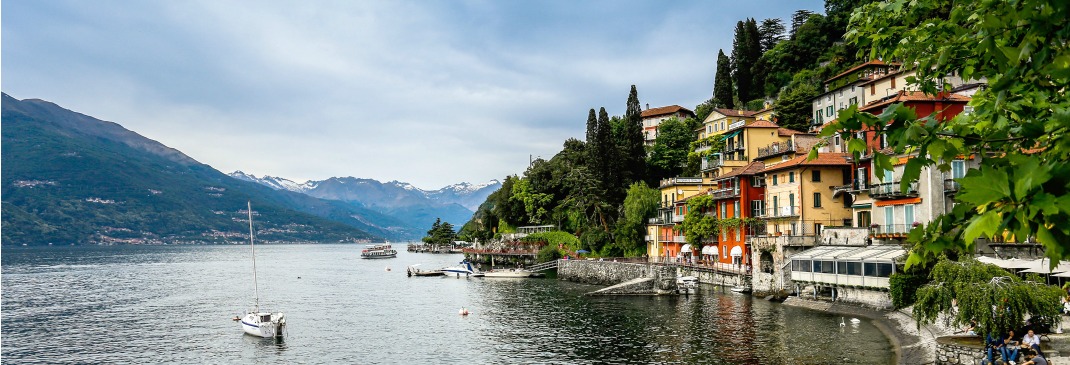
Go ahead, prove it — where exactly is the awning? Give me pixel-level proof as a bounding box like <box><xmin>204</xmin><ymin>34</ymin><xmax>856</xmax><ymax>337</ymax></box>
<box><xmin>1019</xmin><ymin>259</ymin><xmax>1070</xmax><ymax>274</ymax></box>
<box><xmin>852</xmin><ymin>203</ymin><xmax>872</xmax><ymax>209</ymax></box>
<box><xmin>789</xmin><ymin>245</ymin><xmax>905</xmax><ymax>262</ymax></box>
<box><xmin>720</xmin><ymin>129</ymin><xmax>742</xmax><ymax>140</ymax></box>
<box><xmin>701</xmin><ymin>245</ymin><xmax>716</xmax><ymax>255</ymax></box>
<box><xmin>681</xmin><ymin>244</ymin><xmax>692</xmax><ymax>253</ymax></box>
<box><xmin>730</xmin><ymin>246</ymin><xmax>743</xmax><ymax>257</ymax></box>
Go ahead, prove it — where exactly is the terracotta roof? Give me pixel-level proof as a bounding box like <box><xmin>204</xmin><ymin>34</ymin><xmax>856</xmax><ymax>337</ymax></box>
<box><xmin>713</xmin><ymin>108</ymin><xmax>757</xmax><ymax>118</ymax></box>
<box><xmin>745</xmin><ymin>120</ymin><xmax>780</xmax><ymax>128</ymax></box>
<box><xmin>760</xmin><ymin>153</ymin><xmax>852</xmax><ymax>173</ymax></box>
<box><xmin>826</xmin><ymin>60</ymin><xmax>897</xmax><ymax>84</ymax></box>
<box><xmin>675</xmin><ymin>189</ymin><xmax>712</xmax><ymax>204</ymax></box>
<box><xmin>778</xmin><ymin>128</ymin><xmax>805</xmax><ymax>136</ymax></box>
<box><xmin>859</xmin><ymin>91</ymin><xmax>971</xmax><ymax>112</ymax></box>
<box><xmin>641</xmin><ymin>105</ymin><xmax>694</xmax><ymax>118</ymax></box>
<box><xmin>714</xmin><ymin>161</ymin><xmax>766</xmax><ymax>181</ymax></box>
<box><xmin>858</xmin><ymin>69</ymin><xmax>906</xmax><ymax>86</ymax></box>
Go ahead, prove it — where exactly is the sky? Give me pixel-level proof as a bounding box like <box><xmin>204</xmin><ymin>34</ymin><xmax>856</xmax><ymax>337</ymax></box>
<box><xmin>2</xmin><ymin>0</ymin><xmax>824</xmax><ymax>190</ymax></box>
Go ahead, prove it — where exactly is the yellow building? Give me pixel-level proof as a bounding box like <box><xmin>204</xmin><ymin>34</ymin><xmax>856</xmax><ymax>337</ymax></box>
<box><xmin>697</xmin><ymin>112</ymin><xmax>796</xmax><ymax>179</ymax></box>
<box><xmin>759</xmin><ymin>153</ymin><xmax>854</xmax><ymax>237</ymax></box>
<box><xmin>646</xmin><ymin>177</ymin><xmax>712</xmax><ymax>261</ymax></box>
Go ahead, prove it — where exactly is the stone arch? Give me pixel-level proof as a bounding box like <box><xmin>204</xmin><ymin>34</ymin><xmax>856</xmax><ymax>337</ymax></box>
<box><xmin>759</xmin><ymin>250</ymin><xmax>775</xmax><ymax>274</ymax></box>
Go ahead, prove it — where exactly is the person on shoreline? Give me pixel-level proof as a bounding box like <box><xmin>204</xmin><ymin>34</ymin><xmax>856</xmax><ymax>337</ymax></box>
<box><xmin>987</xmin><ymin>332</ymin><xmax>1006</xmax><ymax>365</ymax></box>
<box><xmin>1021</xmin><ymin>349</ymin><xmax>1047</xmax><ymax>365</ymax></box>
<box><xmin>963</xmin><ymin>319</ymin><xmax>978</xmax><ymax>336</ymax></box>
<box><xmin>1021</xmin><ymin>329</ymin><xmax>1042</xmax><ymax>357</ymax></box>
<box><xmin>1002</xmin><ymin>329</ymin><xmax>1020</xmax><ymax>364</ymax></box>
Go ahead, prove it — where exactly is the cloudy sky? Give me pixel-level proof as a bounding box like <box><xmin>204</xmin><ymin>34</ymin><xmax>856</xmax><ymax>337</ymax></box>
<box><xmin>3</xmin><ymin>0</ymin><xmax>823</xmax><ymax>190</ymax></box>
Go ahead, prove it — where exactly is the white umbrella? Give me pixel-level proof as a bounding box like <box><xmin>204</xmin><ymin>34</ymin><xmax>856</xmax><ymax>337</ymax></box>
<box><xmin>1023</xmin><ymin>260</ymin><xmax>1070</xmax><ymax>274</ymax></box>
<box><xmin>1054</xmin><ymin>271</ymin><xmax>1070</xmax><ymax>278</ymax></box>
<box><xmin>1002</xmin><ymin>258</ymin><xmax>1039</xmax><ymax>269</ymax></box>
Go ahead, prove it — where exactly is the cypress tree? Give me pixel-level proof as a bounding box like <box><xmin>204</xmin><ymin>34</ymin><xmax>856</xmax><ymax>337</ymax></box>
<box><xmin>620</xmin><ymin>85</ymin><xmax>645</xmax><ymax>192</ymax></box>
<box><xmin>585</xmin><ymin>108</ymin><xmax>597</xmax><ymax>143</ymax></box>
<box><xmin>745</xmin><ymin>18</ymin><xmax>765</xmax><ymax>102</ymax></box>
<box><xmin>713</xmin><ymin>50</ymin><xmax>734</xmax><ymax>109</ymax></box>
<box><xmin>731</xmin><ymin>20</ymin><xmax>753</xmax><ymax>105</ymax></box>
<box><xmin>596</xmin><ymin>107</ymin><xmax>614</xmax><ymax>197</ymax></box>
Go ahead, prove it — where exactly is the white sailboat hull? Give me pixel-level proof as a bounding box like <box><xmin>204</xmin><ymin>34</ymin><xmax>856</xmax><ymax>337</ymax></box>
<box><xmin>481</xmin><ymin>270</ymin><xmax>533</xmax><ymax>278</ymax></box>
<box><xmin>240</xmin><ymin>312</ymin><xmax>285</xmax><ymax>338</ymax></box>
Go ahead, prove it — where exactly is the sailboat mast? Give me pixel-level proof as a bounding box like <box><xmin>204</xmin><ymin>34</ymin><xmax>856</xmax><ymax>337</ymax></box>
<box><xmin>248</xmin><ymin>201</ymin><xmax>260</xmax><ymax>313</ymax></box>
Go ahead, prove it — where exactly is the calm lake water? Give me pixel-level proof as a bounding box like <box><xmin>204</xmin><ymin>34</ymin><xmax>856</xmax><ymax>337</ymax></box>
<box><xmin>2</xmin><ymin>244</ymin><xmax>894</xmax><ymax>364</ymax></box>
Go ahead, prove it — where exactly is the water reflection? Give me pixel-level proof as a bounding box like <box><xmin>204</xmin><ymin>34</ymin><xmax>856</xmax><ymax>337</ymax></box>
<box><xmin>2</xmin><ymin>245</ymin><xmax>893</xmax><ymax>364</ymax></box>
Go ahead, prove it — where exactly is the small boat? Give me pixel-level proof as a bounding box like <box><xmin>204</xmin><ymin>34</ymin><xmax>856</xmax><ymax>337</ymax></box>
<box><xmin>730</xmin><ymin>285</ymin><xmax>752</xmax><ymax>294</ymax></box>
<box><xmin>676</xmin><ymin>276</ymin><xmax>699</xmax><ymax>295</ymax></box>
<box><xmin>361</xmin><ymin>244</ymin><xmax>397</xmax><ymax>259</ymax></box>
<box><xmin>236</xmin><ymin>202</ymin><xmax>286</xmax><ymax>339</ymax></box>
<box><xmin>407</xmin><ymin>264</ymin><xmax>445</xmax><ymax>277</ymax></box>
<box><xmin>442</xmin><ymin>260</ymin><xmax>482</xmax><ymax>277</ymax></box>
<box><xmin>481</xmin><ymin>268</ymin><xmax>534</xmax><ymax>278</ymax></box>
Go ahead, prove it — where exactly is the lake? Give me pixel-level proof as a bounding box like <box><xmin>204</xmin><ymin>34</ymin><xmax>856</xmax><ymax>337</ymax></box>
<box><xmin>1</xmin><ymin>244</ymin><xmax>894</xmax><ymax>364</ymax></box>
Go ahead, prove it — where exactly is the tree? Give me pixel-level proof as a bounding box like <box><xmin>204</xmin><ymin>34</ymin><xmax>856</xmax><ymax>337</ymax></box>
<box><xmin>758</xmin><ymin>18</ymin><xmax>786</xmax><ymax>53</ymax></box>
<box><xmin>619</xmin><ymin>85</ymin><xmax>646</xmax><ymax>191</ymax></box>
<box><xmin>820</xmin><ymin>0</ymin><xmax>1070</xmax><ymax>268</ymax></box>
<box><xmin>511</xmin><ymin>178</ymin><xmax>552</xmax><ymax>224</ymax></box>
<box><xmin>912</xmin><ymin>258</ymin><xmax>1063</xmax><ymax>336</ymax></box>
<box><xmin>694</xmin><ymin>98</ymin><xmax>716</xmax><ymax>122</ymax></box>
<box><xmin>647</xmin><ymin>117</ymin><xmax>695</xmax><ymax>181</ymax></box>
<box><xmin>789</xmin><ymin>9</ymin><xmax>814</xmax><ymax>39</ymax></box>
<box><xmin>713</xmin><ymin>50</ymin><xmax>734</xmax><ymax>109</ymax></box>
<box><xmin>773</xmin><ymin>82</ymin><xmax>819</xmax><ymax>132</ymax></box>
<box><xmin>681</xmin><ymin>195</ymin><xmax>718</xmax><ymax>245</ymax></box>
<box><xmin>422</xmin><ymin>217</ymin><xmax>458</xmax><ymax>245</ymax></box>
<box><xmin>731</xmin><ymin>20</ymin><xmax>756</xmax><ymax>104</ymax></box>
<box><xmin>610</xmin><ymin>182</ymin><xmax>660</xmax><ymax>257</ymax></box>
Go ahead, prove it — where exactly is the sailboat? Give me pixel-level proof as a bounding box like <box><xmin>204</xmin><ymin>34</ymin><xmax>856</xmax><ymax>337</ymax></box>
<box><xmin>236</xmin><ymin>201</ymin><xmax>286</xmax><ymax>338</ymax></box>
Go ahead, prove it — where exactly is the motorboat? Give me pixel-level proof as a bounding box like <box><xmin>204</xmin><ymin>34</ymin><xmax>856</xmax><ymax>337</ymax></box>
<box><xmin>676</xmin><ymin>276</ymin><xmax>699</xmax><ymax>295</ymax></box>
<box><xmin>730</xmin><ymin>285</ymin><xmax>753</xmax><ymax>294</ymax></box>
<box><xmin>236</xmin><ymin>202</ymin><xmax>286</xmax><ymax>339</ymax></box>
<box><xmin>361</xmin><ymin>244</ymin><xmax>397</xmax><ymax>259</ymax></box>
<box><xmin>407</xmin><ymin>264</ymin><xmax>445</xmax><ymax>277</ymax></box>
<box><xmin>481</xmin><ymin>268</ymin><xmax>533</xmax><ymax>278</ymax></box>
<box><xmin>442</xmin><ymin>260</ymin><xmax>482</xmax><ymax>277</ymax></box>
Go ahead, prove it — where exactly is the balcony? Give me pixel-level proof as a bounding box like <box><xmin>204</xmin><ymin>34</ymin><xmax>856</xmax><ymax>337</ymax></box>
<box><xmin>763</xmin><ymin>206</ymin><xmax>800</xmax><ymax>218</ymax></box>
<box><xmin>701</xmin><ymin>156</ymin><xmax>725</xmax><ymax>171</ymax></box>
<box><xmin>659</xmin><ymin>235</ymin><xmax>687</xmax><ymax>243</ymax></box>
<box><xmin>671</xmin><ymin>214</ymin><xmax>685</xmax><ymax>223</ymax></box>
<box><xmin>869</xmin><ymin>224</ymin><xmax>915</xmax><ymax>238</ymax></box>
<box><xmin>756</xmin><ymin>140</ymin><xmax>796</xmax><ymax>159</ymax></box>
<box><xmin>723</xmin><ymin>143</ymin><xmax>745</xmax><ymax>153</ymax></box>
<box><xmin>659</xmin><ymin>177</ymin><xmax>705</xmax><ymax>188</ymax></box>
<box><xmin>869</xmin><ymin>181</ymin><xmax>919</xmax><ymax>200</ymax></box>
<box><xmin>645</xmin><ymin>235</ymin><xmax>655</xmax><ymax>241</ymax></box>
<box><xmin>710</xmin><ymin>187</ymin><xmax>741</xmax><ymax>199</ymax></box>
<box><xmin>943</xmin><ymin>178</ymin><xmax>960</xmax><ymax>195</ymax></box>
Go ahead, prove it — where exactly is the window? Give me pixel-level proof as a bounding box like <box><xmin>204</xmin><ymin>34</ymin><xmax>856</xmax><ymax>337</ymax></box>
<box><xmin>813</xmin><ymin>193</ymin><xmax>822</xmax><ymax>207</ymax></box>
<box><xmin>751</xmin><ymin>200</ymin><xmax>763</xmax><ymax>217</ymax></box>
<box><xmin>871</xmin><ymin>84</ymin><xmax>876</xmax><ymax>95</ymax></box>
<box><xmin>879</xmin><ymin>134</ymin><xmax>888</xmax><ymax>149</ymax></box>
<box><xmin>789</xmin><ymin>172</ymin><xmax>795</xmax><ymax>183</ymax></box>
<box><xmin>856</xmin><ymin>168</ymin><xmax>868</xmax><ymax>189</ymax></box>
<box><xmin>951</xmin><ymin>160</ymin><xmax>966</xmax><ymax>179</ymax></box>
<box><xmin>884</xmin><ymin>206</ymin><xmax>894</xmax><ymax>234</ymax></box>
<box><xmin>812</xmin><ymin>170</ymin><xmax>821</xmax><ymax>182</ymax></box>
<box><xmin>773</xmin><ymin>196</ymin><xmax>779</xmax><ymax>215</ymax></box>
<box><xmin>793</xmin><ymin>259</ymin><xmax>812</xmax><ymax>272</ymax></box>
<box><xmin>905</xmin><ymin>204</ymin><xmax>915</xmax><ymax>227</ymax></box>
<box><xmin>734</xmin><ymin>201</ymin><xmax>740</xmax><ymax>218</ymax></box>
<box><xmin>819</xmin><ymin>261</ymin><xmax>835</xmax><ymax>274</ymax></box>
<box><xmin>752</xmin><ymin>177</ymin><xmax>763</xmax><ymax>187</ymax></box>
<box><xmin>735</xmin><ymin>228</ymin><xmax>740</xmax><ymax>241</ymax></box>
<box><xmin>773</xmin><ymin>174</ymin><xmax>778</xmax><ymax>185</ymax></box>
<box><xmin>849</xmin><ymin>96</ymin><xmax>858</xmax><ymax>105</ymax></box>
<box><xmin>723</xmin><ymin>245</ymin><xmax>727</xmax><ymax>258</ymax></box>
<box><xmin>720</xmin><ymin>202</ymin><xmax>727</xmax><ymax>218</ymax></box>
<box><xmin>891</xmin><ymin>77</ymin><xmax>896</xmax><ymax>89</ymax></box>
<box><xmin>864</xmin><ymin>262</ymin><xmax>894</xmax><ymax>277</ymax></box>
<box><xmin>789</xmin><ymin>193</ymin><xmax>795</xmax><ymax>209</ymax></box>
<box><xmin>827</xmin><ymin>105</ymin><xmax>834</xmax><ymax>117</ymax></box>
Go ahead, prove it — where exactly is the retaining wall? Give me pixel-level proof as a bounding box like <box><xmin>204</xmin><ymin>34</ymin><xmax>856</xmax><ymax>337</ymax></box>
<box><xmin>558</xmin><ymin>260</ymin><xmax>676</xmax><ymax>292</ymax></box>
<box><xmin>934</xmin><ymin>337</ymin><xmax>985</xmax><ymax>365</ymax></box>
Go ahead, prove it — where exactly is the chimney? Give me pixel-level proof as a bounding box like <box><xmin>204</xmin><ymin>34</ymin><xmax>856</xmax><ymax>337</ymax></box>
<box><xmin>646</xmin><ymin>103</ymin><xmax>650</xmax><ymax>110</ymax></box>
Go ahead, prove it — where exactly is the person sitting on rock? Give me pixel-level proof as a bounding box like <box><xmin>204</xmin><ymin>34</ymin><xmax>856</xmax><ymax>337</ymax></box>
<box><xmin>987</xmin><ymin>332</ymin><xmax>1006</xmax><ymax>365</ymax></box>
<box><xmin>1020</xmin><ymin>349</ymin><xmax>1048</xmax><ymax>365</ymax></box>
<box><xmin>1020</xmin><ymin>329</ymin><xmax>1043</xmax><ymax>357</ymax></box>
<box><xmin>1002</xmin><ymin>329</ymin><xmax>1020</xmax><ymax>364</ymax></box>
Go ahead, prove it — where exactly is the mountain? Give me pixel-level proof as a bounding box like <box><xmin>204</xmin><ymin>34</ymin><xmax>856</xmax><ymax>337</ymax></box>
<box><xmin>230</xmin><ymin>173</ymin><xmax>500</xmax><ymax>231</ymax></box>
<box><xmin>0</xmin><ymin>93</ymin><xmax>418</xmax><ymax>245</ymax></box>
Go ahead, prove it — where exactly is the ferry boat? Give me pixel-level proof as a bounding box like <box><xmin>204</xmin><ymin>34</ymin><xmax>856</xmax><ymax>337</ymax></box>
<box><xmin>361</xmin><ymin>244</ymin><xmax>398</xmax><ymax>259</ymax></box>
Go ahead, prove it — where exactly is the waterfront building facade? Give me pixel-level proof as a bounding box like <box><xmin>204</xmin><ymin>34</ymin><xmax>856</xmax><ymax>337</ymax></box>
<box><xmin>646</xmin><ymin>177</ymin><xmax>711</xmax><ymax>260</ymax></box>
<box><xmin>698</xmin><ymin>113</ymin><xmax>794</xmax><ymax>179</ymax></box>
<box><xmin>709</xmin><ymin>161</ymin><xmax>766</xmax><ymax>266</ymax></box>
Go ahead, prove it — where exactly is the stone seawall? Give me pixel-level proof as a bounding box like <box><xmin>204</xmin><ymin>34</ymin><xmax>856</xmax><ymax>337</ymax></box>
<box><xmin>934</xmin><ymin>337</ymin><xmax>984</xmax><ymax>365</ymax></box>
<box><xmin>558</xmin><ymin>260</ymin><xmax>676</xmax><ymax>293</ymax></box>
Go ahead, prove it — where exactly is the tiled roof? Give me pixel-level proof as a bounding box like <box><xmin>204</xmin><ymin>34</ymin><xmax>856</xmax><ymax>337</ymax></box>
<box><xmin>858</xmin><ymin>69</ymin><xmax>906</xmax><ymax>86</ymax></box>
<box><xmin>778</xmin><ymin>128</ymin><xmax>805</xmax><ymax>136</ymax></box>
<box><xmin>745</xmin><ymin>120</ymin><xmax>779</xmax><ymax>128</ymax></box>
<box><xmin>714</xmin><ymin>161</ymin><xmax>766</xmax><ymax>181</ymax></box>
<box><xmin>859</xmin><ymin>91</ymin><xmax>971</xmax><ymax>112</ymax></box>
<box><xmin>641</xmin><ymin>105</ymin><xmax>694</xmax><ymax>118</ymax></box>
<box><xmin>713</xmin><ymin>108</ymin><xmax>757</xmax><ymax>118</ymax></box>
<box><xmin>826</xmin><ymin>60</ymin><xmax>898</xmax><ymax>84</ymax></box>
<box><xmin>760</xmin><ymin>153</ymin><xmax>852</xmax><ymax>173</ymax></box>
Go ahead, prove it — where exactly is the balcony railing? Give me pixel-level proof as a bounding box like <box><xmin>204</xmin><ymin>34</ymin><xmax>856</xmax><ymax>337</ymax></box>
<box><xmin>756</xmin><ymin>140</ymin><xmax>796</xmax><ymax>159</ymax></box>
<box><xmin>869</xmin><ymin>224</ymin><xmax>916</xmax><ymax>238</ymax></box>
<box><xmin>762</xmin><ymin>206</ymin><xmax>800</xmax><ymax>218</ymax></box>
<box><xmin>701</xmin><ymin>157</ymin><xmax>724</xmax><ymax>171</ymax></box>
<box><xmin>710</xmin><ymin>187</ymin><xmax>741</xmax><ymax>199</ymax></box>
<box><xmin>723</xmin><ymin>143</ymin><xmax>745</xmax><ymax>153</ymax></box>
<box><xmin>943</xmin><ymin>179</ymin><xmax>960</xmax><ymax>195</ymax></box>
<box><xmin>645</xmin><ymin>235</ymin><xmax>655</xmax><ymax>241</ymax></box>
<box><xmin>869</xmin><ymin>181</ymin><xmax>919</xmax><ymax>199</ymax></box>
<box><xmin>671</xmin><ymin>214</ymin><xmax>685</xmax><ymax>223</ymax></box>
<box><xmin>647</xmin><ymin>217</ymin><xmax>669</xmax><ymax>225</ymax></box>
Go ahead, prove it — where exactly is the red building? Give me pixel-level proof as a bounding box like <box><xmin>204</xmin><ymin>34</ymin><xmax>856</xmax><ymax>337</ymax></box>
<box><xmin>709</xmin><ymin>161</ymin><xmax>766</xmax><ymax>266</ymax></box>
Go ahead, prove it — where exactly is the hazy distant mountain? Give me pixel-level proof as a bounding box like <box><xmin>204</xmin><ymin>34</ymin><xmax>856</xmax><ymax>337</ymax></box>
<box><xmin>0</xmin><ymin>93</ymin><xmax>420</xmax><ymax>245</ymax></box>
<box><xmin>229</xmin><ymin>173</ymin><xmax>500</xmax><ymax>230</ymax></box>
